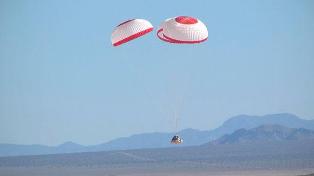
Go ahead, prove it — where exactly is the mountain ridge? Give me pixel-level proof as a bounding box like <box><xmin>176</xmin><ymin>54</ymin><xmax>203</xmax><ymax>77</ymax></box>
<box><xmin>1</xmin><ymin>113</ymin><xmax>314</xmax><ymax>156</ymax></box>
<box><xmin>208</xmin><ymin>124</ymin><xmax>314</xmax><ymax>145</ymax></box>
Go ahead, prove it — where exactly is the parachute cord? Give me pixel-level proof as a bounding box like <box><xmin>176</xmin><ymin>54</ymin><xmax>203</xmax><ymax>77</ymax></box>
<box><xmin>174</xmin><ymin>109</ymin><xmax>179</xmax><ymax>134</ymax></box>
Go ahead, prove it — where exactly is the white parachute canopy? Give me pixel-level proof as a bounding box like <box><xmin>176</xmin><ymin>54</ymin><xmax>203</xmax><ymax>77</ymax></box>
<box><xmin>157</xmin><ymin>16</ymin><xmax>208</xmax><ymax>44</ymax></box>
<box><xmin>111</xmin><ymin>19</ymin><xmax>153</xmax><ymax>47</ymax></box>
<box><xmin>157</xmin><ymin>18</ymin><xmax>174</xmax><ymax>43</ymax></box>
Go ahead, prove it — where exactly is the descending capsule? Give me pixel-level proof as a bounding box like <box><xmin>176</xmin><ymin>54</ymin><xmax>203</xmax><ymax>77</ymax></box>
<box><xmin>111</xmin><ymin>19</ymin><xmax>153</xmax><ymax>47</ymax></box>
<box><xmin>171</xmin><ymin>135</ymin><xmax>183</xmax><ymax>144</ymax></box>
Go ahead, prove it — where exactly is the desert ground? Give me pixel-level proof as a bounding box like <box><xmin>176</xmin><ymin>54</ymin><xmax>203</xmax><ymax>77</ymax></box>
<box><xmin>1</xmin><ymin>140</ymin><xmax>313</xmax><ymax>176</ymax></box>
<box><xmin>0</xmin><ymin>166</ymin><xmax>314</xmax><ymax>176</ymax></box>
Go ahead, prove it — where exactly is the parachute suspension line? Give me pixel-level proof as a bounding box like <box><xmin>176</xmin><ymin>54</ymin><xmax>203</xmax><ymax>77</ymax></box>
<box><xmin>174</xmin><ymin>92</ymin><xmax>185</xmax><ymax>134</ymax></box>
<box><xmin>126</xmin><ymin>57</ymin><xmax>156</xmax><ymax>124</ymax></box>
<box><xmin>175</xmin><ymin>109</ymin><xmax>178</xmax><ymax>134</ymax></box>
<box><xmin>169</xmin><ymin>71</ymin><xmax>189</xmax><ymax>145</ymax></box>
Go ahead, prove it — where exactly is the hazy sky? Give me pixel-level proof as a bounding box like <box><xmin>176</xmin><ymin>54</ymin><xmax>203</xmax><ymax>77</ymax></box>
<box><xmin>1</xmin><ymin>0</ymin><xmax>314</xmax><ymax>146</ymax></box>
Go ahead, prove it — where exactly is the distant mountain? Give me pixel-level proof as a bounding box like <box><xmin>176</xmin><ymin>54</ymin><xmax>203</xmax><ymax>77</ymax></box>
<box><xmin>87</xmin><ymin>128</ymin><xmax>212</xmax><ymax>151</ymax></box>
<box><xmin>90</xmin><ymin>113</ymin><xmax>314</xmax><ymax>151</ymax></box>
<box><xmin>209</xmin><ymin>113</ymin><xmax>314</xmax><ymax>139</ymax></box>
<box><xmin>54</xmin><ymin>141</ymin><xmax>85</xmax><ymax>153</ymax></box>
<box><xmin>1</xmin><ymin>139</ymin><xmax>314</xmax><ymax>171</ymax></box>
<box><xmin>1</xmin><ymin>113</ymin><xmax>314</xmax><ymax>156</ymax></box>
<box><xmin>209</xmin><ymin>125</ymin><xmax>314</xmax><ymax>145</ymax></box>
<box><xmin>0</xmin><ymin>144</ymin><xmax>53</xmax><ymax>156</ymax></box>
<box><xmin>0</xmin><ymin>142</ymin><xmax>84</xmax><ymax>157</ymax></box>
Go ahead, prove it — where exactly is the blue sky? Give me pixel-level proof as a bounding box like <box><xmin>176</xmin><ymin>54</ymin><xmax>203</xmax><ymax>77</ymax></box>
<box><xmin>0</xmin><ymin>0</ymin><xmax>313</xmax><ymax>145</ymax></box>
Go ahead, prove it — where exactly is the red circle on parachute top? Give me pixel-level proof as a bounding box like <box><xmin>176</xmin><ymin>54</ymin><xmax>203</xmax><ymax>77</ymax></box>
<box><xmin>175</xmin><ymin>16</ymin><xmax>198</xmax><ymax>24</ymax></box>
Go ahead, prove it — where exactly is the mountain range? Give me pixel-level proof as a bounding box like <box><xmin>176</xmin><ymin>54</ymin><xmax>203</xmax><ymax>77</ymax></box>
<box><xmin>209</xmin><ymin>124</ymin><xmax>314</xmax><ymax>145</ymax></box>
<box><xmin>1</xmin><ymin>134</ymin><xmax>314</xmax><ymax>170</ymax></box>
<box><xmin>1</xmin><ymin>113</ymin><xmax>314</xmax><ymax>156</ymax></box>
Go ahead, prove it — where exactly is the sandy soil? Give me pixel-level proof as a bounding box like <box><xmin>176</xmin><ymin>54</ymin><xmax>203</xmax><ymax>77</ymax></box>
<box><xmin>0</xmin><ymin>167</ymin><xmax>314</xmax><ymax>176</ymax></box>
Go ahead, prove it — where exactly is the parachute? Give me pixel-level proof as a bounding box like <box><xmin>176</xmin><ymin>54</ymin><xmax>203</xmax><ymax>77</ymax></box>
<box><xmin>111</xmin><ymin>19</ymin><xmax>153</xmax><ymax>47</ymax></box>
<box><xmin>157</xmin><ymin>18</ymin><xmax>175</xmax><ymax>43</ymax></box>
<box><xmin>111</xmin><ymin>16</ymin><xmax>207</xmax><ymax>144</ymax></box>
<box><xmin>111</xmin><ymin>16</ymin><xmax>207</xmax><ymax>46</ymax></box>
<box><xmin>157</xmin><ymin>16</ymin><xmax>208</xmax><ymax>44</ymax></box>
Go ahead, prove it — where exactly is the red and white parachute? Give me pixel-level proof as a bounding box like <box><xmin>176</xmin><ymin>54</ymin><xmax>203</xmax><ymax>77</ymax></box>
<box><xmin>111</xmin><ymin>16</ymin><xmax>207</xmax><ymax>46</ymax></box>
<box><xmin>157</xmin><ymin>18</ymin><xmax>175</xmax><ymax>43</ymax></box>
<box><xmin>111</xmin><ymin>16</ymin><xmax>208</xmax><ymax>144</ymax></box>
<box><xmin>111</xmin><ymin>19</ymin><xmax>153</xmax><ymax>47</ymax></box>
<box><xmin>157</xmin><ymin>16</ymin><xmax>208</xmax><ymax>44</ymax></box>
